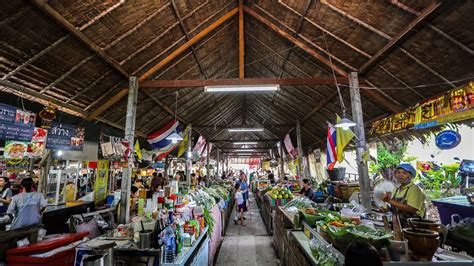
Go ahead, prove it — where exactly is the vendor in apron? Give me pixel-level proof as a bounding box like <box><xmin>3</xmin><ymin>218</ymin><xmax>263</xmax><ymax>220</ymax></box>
<box><xmin>381</xmin><ymin>163</ymin><xmax>426</xmax><ymax>228</ymax></box>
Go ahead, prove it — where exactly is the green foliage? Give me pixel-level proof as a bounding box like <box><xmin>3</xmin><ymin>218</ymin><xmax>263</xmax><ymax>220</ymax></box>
<box><xmin>369</xmin><ymin>142</ymin><xmax>416</xmax><ymax>178</ymax></box>
<box><xmin>417</xmin><ymin>163</ymin><xmax>461</xmax><ymax>199</ymax></box>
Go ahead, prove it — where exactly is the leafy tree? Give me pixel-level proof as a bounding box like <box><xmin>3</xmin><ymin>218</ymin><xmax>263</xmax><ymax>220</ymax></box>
<box><xmin>369</xmin><ymin>140</ymin><xmax>416</xmax><ymax>180</ymax></box>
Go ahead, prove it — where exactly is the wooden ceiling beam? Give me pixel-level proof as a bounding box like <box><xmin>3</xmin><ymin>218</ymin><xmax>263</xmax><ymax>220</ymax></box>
<box><xmin>388</xmin><ymin>0</ymin><xmax>473</xmax><ymax>55</ymax></box>
<box><xmin>139</xmin><ymin>7</ymin><xmax>238</xmax><ymax>81</ymax></box>
<box><xmin>194</xmin><ymin>124</ymin><xmax>294</xmax><ymax>129</ymax></box>
<box><xmin>0</xmin><ymin>80</ymin><xmax>148</xmax><ymax>137</ymax></box>
<box><xmin>245</xmin><ymin>6</ymin><xmax>403</xmax><ymax>113</ymax></box>
<box><xmin>171</xmin><ymin>0</ymin><xmax>208</xmax><ymax>79</ymax></box>
<box><xmin>319</xmin><ymin>0</ymin><xmax>456</xmax><ymax>88</ymax></box>
<box><xmin>2</xmin><ymin>36</ymin><xmax>68</xmax><ymax>80</ymax></box>
<box><xmin>239</xmin><ymin>0</ymin><xmax>245</xmax><ymax>79</ymax></box>
<box><xmin>32</xmin><ymin>0</ymin><xmax>129</xmax><ymax>78</ymax></box>
<box><xmin>140</xmin><ymin>77</ymin><xmax>350</xmax><ymax>88</ymax></box>
<box><xmin>66</xmin><ymin>70</ymin><xmax>113</xmax><ymax>103</ymax></box>
<box><xmin>213</xmin><ymin>139</ymin><xmax>279</xmax><ymax>143</ymax></box>
<box><xmin>244</xmin><ymin>6</ymin><xmax>347</xmax><ymax>77</ymax></box>
<box><xmin>87</xmin><ymin>7</ymin><xmax>239</xmax><ymax>120</ymax></box>
<box><xmin>276</xmin><ymin>1</ymin><xmax>427</xmax><ymax>101</ymax></box>
<box><xmin>359</xmin><ymin>2</ymin><xmax>441</xmax><ymax>74</ymax></box>
<box><xmin>40</xmin><ymin>55</ymin><xmax>94</xmax><ymax>93</ymax></box>
<box><xmin>278</xmin><ymin>0</ymin><xmax>313</xmax><ymax>78</ymax></box>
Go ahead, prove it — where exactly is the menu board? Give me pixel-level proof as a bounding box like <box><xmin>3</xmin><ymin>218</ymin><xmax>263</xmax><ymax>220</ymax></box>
<box><xmin>0</xmin><ymin>103</ymin><xmax>36</xmax><ymax>141</ymax></box>
<box><xmin>46</xmin><ymin>122</ymin><xmax>85</xmax><ymax>151</ymax></box>
<box><xmin>27</xmin><ymin>128</ymin><xmax>47</xmax><ymax>157</ymax></box>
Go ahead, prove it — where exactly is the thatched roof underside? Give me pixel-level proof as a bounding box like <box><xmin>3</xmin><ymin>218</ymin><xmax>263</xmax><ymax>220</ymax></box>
<box><xmin>1</xmin><ymin>0</ymin><xmax>473</xmax><ymax>156</ymax></box>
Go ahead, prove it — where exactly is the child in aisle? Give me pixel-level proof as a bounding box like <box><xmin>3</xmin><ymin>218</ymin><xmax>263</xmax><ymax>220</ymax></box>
<box><xmin>233</xmin><ymin>183</ymin><xmax>246</xmax><ymax>226</ymax></box>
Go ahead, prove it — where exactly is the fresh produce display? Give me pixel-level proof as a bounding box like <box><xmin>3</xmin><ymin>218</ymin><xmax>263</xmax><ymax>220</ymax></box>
<box><xmin>190</xmin><ymin>190</ymin><xmax>216</xmax><ymax>210</ymax></box>
<box><xmin>203</xmin><ymin>207</ymin><xmax>215</xmax><ymax>237</ymax></box>
<box><xmin>309</xmin><ymin>237</ymin><xmax>344</xmax><ymax>266</ymax></box>
<box><xmin>325</xmin><ymin>224</ymin><xmax>392</xmax><ymax>250</ymax></box>
<box><xmin>257</xmin><ymin>180</ymin><xmax>270</xmax><ymax>190</ymax></box>
<box><xmin>266</xmin><ymin>187</ymin><xmax>294</xmax><ymax>200</ymax></box>
<box><xmin>283</xmin><ymin>197</ymin><xmax>315</xmax><ymax>210</ymax></box>
<box><xmin>202</xmin><ymin>184</ymin><xmax>232</xmax><ymax>202</ymax></box>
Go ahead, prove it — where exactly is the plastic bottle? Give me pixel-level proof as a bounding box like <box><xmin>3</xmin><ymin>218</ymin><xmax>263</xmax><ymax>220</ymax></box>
<box><xmin>164</xmin><ymin>226</ymin><xmax>176</xmax><ymax>262</ymax></box>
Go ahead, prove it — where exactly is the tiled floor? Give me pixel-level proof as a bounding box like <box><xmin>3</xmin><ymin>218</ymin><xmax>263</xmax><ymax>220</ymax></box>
<box><xmin>215</xmin><ymin>193</ymin><xmax>279</xmax><ymax>266</ymax></box>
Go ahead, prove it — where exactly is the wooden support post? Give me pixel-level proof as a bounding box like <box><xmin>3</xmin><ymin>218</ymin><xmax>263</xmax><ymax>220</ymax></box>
<box><xmin>206</xmin><ymin>141</ymin><xmax>210</xmax><ymax>186</ymax></box>
<box><xmin>186</xmin><ymin>125</ymin><xmax>192</xmax><ymax>186</ymax></box>
<box><xmin>216</xmin><ymin>148</ymin><xmax>220</xmax><ymax>178</ymax></box>
<box><xmin>349</xmin><ymin>72</ymin><xmax>371</xmax><ymax>210</ymax></box>
<box><xmin>279</xmin><ymin>141</ymin><xmax>285</xmax><ymax>179</ymax></box>
<box><xmin>39</xmin><ymin>150</ymin><xmax>52</xmax><ymax>195</ymax></box>
<box><xmin>296</xmin><ymin>120</ymin><xmax>304</xmax><ymax>179</ymax></box>
<box><xmin>239</xmin><ymin>0</ymin><xmax>244</xmax><ymax>79</ymax></box>
<box><xmin>119</xmin><ymin>76</ymin><xmax>138</xmax><ymax>224</ymax></box>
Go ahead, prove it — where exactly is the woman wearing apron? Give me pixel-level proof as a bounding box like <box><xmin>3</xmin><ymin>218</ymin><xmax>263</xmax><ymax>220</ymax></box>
<box><xmin>381</xmin><ymin>163</ymin><xmax>427</xmax><ymax>228</ymax></box>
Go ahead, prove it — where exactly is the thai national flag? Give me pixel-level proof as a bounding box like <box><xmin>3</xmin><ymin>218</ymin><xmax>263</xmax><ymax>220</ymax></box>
<box><xmin>326</xmin><ymin>124</ymin><xmax>337</xmax><ymax>170</ymax></box>
<box><xmin>147</xmin><ymin>120</ymin><xmax>183</xmax><ymax>161</ymax></box>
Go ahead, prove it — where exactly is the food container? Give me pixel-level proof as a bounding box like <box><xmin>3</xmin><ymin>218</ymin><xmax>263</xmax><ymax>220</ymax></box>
<box><xmin>403</xmin><ymin>228</ymin><xmax>440</xmax><ymax>261</ymax></box>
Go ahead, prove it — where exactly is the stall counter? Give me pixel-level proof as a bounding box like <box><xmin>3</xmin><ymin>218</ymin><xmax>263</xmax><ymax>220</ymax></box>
<box><xmin>43</xmin><ymin>201</ymin><xmax>94</xmax><ymax>234</ymax></box>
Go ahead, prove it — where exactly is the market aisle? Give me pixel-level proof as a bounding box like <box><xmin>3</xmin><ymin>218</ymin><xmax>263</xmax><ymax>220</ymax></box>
<box><xmin>215</xmin><ymin>193</ymin><xmax>279</xmax><ymax>266</ymax></box>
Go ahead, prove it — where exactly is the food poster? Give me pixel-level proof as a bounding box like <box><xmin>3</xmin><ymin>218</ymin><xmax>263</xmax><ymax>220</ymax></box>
<box><xmin>94</xmin><ymin>160</ymin><xmax>109</xmax><ymax>204</ymax></box>
<box><xmin>4</xmin><ymin>140</ymin><xmax>28</xmax><ymax>159</ymax></box>
<box><xmin>0</xmin><ymin>103</ymin><xmax>36</xmax><ymax>142</ymax></box>
<box><xmin>46</xmin><ymin>122</ymin><xmax>85</xmax><ymax>151</ymax></box>
<box><xmin>26</xmin><ymin>127</ymin><xmax>47</xmax><ymax>158</ymax></box>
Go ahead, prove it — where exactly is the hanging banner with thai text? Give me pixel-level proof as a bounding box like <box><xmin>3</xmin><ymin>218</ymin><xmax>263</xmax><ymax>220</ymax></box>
<box><xmin>0</xmin><ymin>103</ymin><xmax>36</xmax><ymax>142</ymax></box>
<box><xmin>371</xmin><ymin>82</ymin><xmax>473</xmax><ymax>135</ymax></box>
<box><xmin>46</xmin><ymin>122</ymin><xmax>85</xmax><ymax>151</ymax></box>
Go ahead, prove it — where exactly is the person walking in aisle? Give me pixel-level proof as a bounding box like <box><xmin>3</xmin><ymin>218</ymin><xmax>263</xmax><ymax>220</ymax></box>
<box><xmin>233</xmin><ymin>183</ymin><xmax>246</xmax><ymax>226</ymax></box>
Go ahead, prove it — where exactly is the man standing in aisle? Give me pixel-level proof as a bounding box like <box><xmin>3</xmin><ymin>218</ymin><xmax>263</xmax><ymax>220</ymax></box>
<box><xmin>234</xmin><ymin>172</ymin><xmax>249</xmax><ymax>224</ymax></box>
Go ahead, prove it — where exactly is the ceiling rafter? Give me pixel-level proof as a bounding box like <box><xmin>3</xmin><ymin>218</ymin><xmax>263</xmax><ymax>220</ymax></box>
<box><xmin>2</xmin><ymin>36</ymin><xmax>69</xmax><ymax>80</ymax></box>
<box><xmin>359</xmin><ymin>2</ymin><xmax>441</xmax><ymax>74</ymax></box>
<box><xmin>278</xmin><ymin>0</ymin><xmax>313</xmax><ymax>78</ymax></box>
<box><xmin>319</xmin><ymin>0</ymin><xmax>456</xmax><ymax>88</ymax></box>
<box><xmin>40</xmin><ymin>55</ymin><xmax>94</xmax><ymax>93</ymax></box>
<box><xmin>66</xmin><ymin>70</ymin><xmax>113</xmax><ymax>103</ymax></box>
<box><xmin>87</xmin><ymin>7</ymin><xmax>239</xmax><ymax>121</ymax></box>
<box><xmin>119</xmin><ymin>0</ymin><xmax>218</xmax><ymax>67</ymax></box>
<box><xmin>388</xmin><ymin>0</ymin><xmax>473</xmax><ymax>55</ymax></box>
<box><xmin>32</xmin><ymin>0</ymin><xmax>129</xmax><ymax>77</ymax></box>
<box><xmin>276</xmin><ymin>1</ymin><xmax>427</xmax><ymax>100</ymax></box>
<box><xmin>244</xmin><ymin>5</ymin><xmax>403</xmax><ymax>113</ymax></box>
<box><xmin>106</xmin><ymin>2</ymin><xmax>172</xmax><ymax>49</ymax></box>
<box><xmin>171</xmin><ymin>0</ymin><xmax>208</xmax><ymax>79</ymax></box>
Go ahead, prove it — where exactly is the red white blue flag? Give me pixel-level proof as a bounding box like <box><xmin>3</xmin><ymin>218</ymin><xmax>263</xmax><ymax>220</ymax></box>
<box><xmin>326</xmin><ymin>123</ymin><xmax>337</xmax><ymax>170</ymax></box>
<box><xmin>147</xmin><ymin>120</ymin><xmax>183</xmax><ymax>160</ymax></box>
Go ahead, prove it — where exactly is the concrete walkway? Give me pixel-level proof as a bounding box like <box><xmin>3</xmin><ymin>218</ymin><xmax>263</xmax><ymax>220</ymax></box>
<box><xmin>215</xmin><ymin>192</ymin><xmax>279</xmax><ymax>266</ymax></box>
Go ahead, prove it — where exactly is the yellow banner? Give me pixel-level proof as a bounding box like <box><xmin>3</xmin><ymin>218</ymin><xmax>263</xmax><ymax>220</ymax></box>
<box><xmin>94</xmin><ymin>160</ymin><xmax>109</xmax><ymax>204</ymax></box>
<box><xmin>371</xmin><ymin>82</ymin><xmax>473</xmax><ymax>135</ymax></box>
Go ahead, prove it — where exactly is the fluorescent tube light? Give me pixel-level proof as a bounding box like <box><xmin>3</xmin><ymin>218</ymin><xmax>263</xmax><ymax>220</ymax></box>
<box><xmin>233</xmin><ymin>142</ymin><xmax>258</xmax><ymax>145</ymax></box>
<box><xmin>235</xmin><ymin>149</ymin><xmax>255</xmax><ymax>152</ymax></box>
<box><xmin>205</xmin><ymin>85</ymin><xmax>279</xmax><ymax>92</ymax></box>
<box><xmin>228</xmin><ymin>128</ymin><xmax>264</xmax><ymax>132</ymax></box>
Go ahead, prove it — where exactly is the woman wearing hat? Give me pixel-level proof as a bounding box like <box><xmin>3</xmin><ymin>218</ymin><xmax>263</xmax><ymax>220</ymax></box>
<box><xmin>381</xmin><ymin>163</ymin><xmax>426</xmax><ymax>227</ymax></box>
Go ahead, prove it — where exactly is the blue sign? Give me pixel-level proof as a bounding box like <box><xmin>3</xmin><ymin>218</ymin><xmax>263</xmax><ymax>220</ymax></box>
<box><xmin>0</xmin><ymin>103</ymin><xmax>36</xmax><ymax>141</ymax></box>
<box><xmin>46</xmin><ymin>122</ymin><xmax>85</xmax><ymax>151</ymax></box>
<box><xmin>414</xmin><ymin>121</ymin><xmax>438</xmax><ymax>130</ymax></box>
<box><xmin>435</xmin><ymin>130</ymin><xmax>461</xmax><ymax>150</ymax></box>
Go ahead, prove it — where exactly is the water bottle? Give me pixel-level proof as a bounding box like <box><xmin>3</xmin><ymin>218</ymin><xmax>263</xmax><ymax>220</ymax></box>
<box><xmin>164</xmin><ymin>226</ymin><xmax>176</xmax><ymax>262</ymax></box>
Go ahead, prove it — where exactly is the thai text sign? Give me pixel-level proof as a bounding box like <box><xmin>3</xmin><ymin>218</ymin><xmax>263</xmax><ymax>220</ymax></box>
<box><xmin>371</xmin><ymin>82</ymin><xmax>473</xmax><ymax>135</ymax></box>
<box><xmin>46</xmin><ymin>122</ymin><xmax>85</xmax><ymax>151</ymax></box>
<box><xmin>0</xmin><ymin>103</ymin><xmax>36</xmax><ymax>141</ymax></box>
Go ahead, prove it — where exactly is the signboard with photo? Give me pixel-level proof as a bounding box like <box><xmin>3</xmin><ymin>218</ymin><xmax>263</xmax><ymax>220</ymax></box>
<box><xmin>0</xmin><ymin>103</ymin><xmax>36</xmax><ymax>142</ymax></box>
<box><xmin>27</xmin><ymin>127</ymin><xmax>47</xmax><ymax>157</ymax></box>
<box><xmin>46</xmin><ymin>122</ymin><xmax>85</xmax><ymax>151</ymax></box>
<box><xmin>4</xmin><ymin>140</ymin><xmax>28</xmax><ymax>159</ymax></box>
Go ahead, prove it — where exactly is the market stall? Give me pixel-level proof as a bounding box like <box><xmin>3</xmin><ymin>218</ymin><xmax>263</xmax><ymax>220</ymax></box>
<box><xmin>271</xmin><ymin>197</ymin><xmax>474</xmax><ymax>265</ymax></box>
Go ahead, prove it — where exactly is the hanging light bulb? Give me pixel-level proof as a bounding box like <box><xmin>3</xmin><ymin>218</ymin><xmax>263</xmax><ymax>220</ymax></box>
<box><xmin>167</xmin><ymin>132</ymin><xmax>183</xmax><ymax>143</ymax></box>
<box><xmin>335</xmin><ymin>117</ymin><xmax>356</xmax><ymax>130</ymax></box>
<box><xmin>165</xmin><ymin>92</ymin><xmax>183</xmax><ymax>144</ymax></box>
